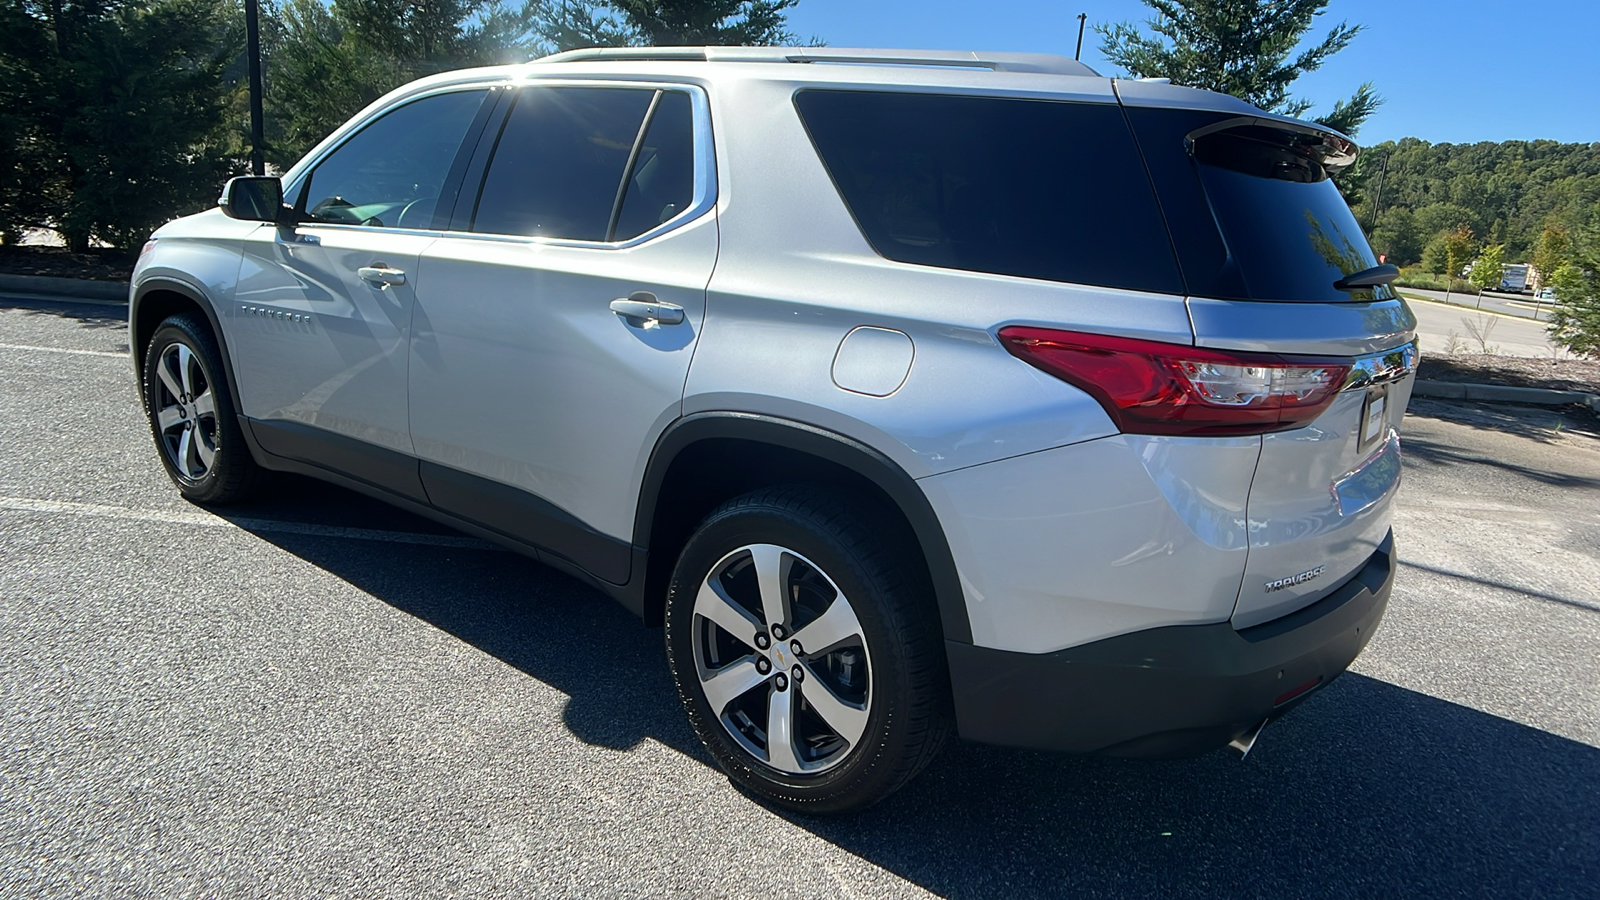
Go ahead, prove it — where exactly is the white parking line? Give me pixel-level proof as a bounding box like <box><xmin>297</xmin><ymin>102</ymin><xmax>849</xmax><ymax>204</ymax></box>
<box><xmin>0</xmin><ymin>496</ymin><xmax>506</xmax><ymax>551</ymax></box>
<box><xmin>0</xmin><ymin>342</ymin><xmax>126</xmax><ymax>359</ymax></box>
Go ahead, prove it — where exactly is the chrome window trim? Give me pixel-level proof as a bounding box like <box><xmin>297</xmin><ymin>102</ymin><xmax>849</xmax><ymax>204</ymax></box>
<box><xmin>283</xmin><ymin>79</ymin><xmax>716</xmax><ymax>249</ymax></box>
<box><xmin>1342</xmin><ymin>340</ymin><xmax>1417</xmax><ymax>392</ymax></box>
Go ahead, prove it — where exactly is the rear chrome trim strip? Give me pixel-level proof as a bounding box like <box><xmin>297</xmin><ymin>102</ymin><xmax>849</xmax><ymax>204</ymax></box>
<box><xmin>1342</xmin><ymin>340</ymin><xmax>1417</xmax><ymax>392</ymax></box>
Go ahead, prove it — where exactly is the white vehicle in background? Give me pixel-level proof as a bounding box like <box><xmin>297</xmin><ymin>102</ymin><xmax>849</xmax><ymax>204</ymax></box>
<box><xmin>1500</xmin><ymin>263</ymin><xmax>1530</xmax><ymax>293</ymax></box>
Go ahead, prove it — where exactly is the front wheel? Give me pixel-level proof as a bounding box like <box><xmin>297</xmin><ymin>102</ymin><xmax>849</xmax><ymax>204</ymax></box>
<box><xmin>141</xmin><ymin>313</ymin><xmax>263</xmax><ymax>504</ymax></box>
<box><xmin>664</xmin><ymin>487</ymin><xmax>951</xmax><ymax>814</ymax></box>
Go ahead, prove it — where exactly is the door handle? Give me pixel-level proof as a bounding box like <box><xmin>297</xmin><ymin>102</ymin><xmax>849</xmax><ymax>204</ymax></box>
<box><xmin>357</xmin><ymin>264</ymin><xmax>407</xmax><ymax>286</ymax></box>
<box><xmin>610</xmin><ymin>291</ymin><xmax>685</xmax><ymax>326</ymax></box>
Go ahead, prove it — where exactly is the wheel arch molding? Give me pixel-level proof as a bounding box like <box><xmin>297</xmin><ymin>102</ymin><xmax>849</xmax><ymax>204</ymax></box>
<box><xmin>633</xmin><ymin>412</ymin><xmax>973</xmax><ymax>645</ymax></box>
<box><xmin>131</xmin><ymin>277</ymin><xmax>244</xmax><ymax>416</ymax></box>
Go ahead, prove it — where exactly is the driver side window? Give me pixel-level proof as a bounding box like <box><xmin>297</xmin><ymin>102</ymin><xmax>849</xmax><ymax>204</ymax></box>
<box><xmin>298</xmin><ymin>89</ymin><xmax>488</xmax><ymax>230</ymax></box>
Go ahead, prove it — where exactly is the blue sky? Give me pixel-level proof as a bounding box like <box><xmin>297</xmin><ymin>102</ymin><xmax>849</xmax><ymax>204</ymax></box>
<box><xmin>783</xmin><ymin>0</ymin><xmax>1600</xmax><ymax>146</ymax></box>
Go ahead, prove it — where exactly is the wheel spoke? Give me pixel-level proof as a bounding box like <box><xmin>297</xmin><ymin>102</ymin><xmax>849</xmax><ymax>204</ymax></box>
<box><xmin>191</xmin><ymin>389</ymin><xmax>216</xmax><ymax>420</ymax></box>
<box><xmin>177</xmin><ymin>428</ymin><xmax>196</xmax><ymax>476</ymax></box>
<box><xmin>694</xmin><ymin>578</ymin><xmax>761</xmax><ymax>649</ymax></box>
<box><xmin>799</xmin><ymin>665</ymin><xmax>869</xmax><ymax>748</ymax></box>
<box><xmin>700</xmin><ymin>658</ymin><xmax>765</xmax><ymax>715</ymax></box>
<box><xmin>156</xmin><ymin>356</ymin><xmax>183</xmax><ymax>399</ymax></box>
<box><xmin>791</xmin><ymin>595</ymin><xmax>864</xmax><ymax>655</ymax></box>
<box><xmin>194</xmin><ymin>432</ymin><xmax>217</xmax><ymax>469</ymax></box>
<box><xmin>765</xmin><ymin>683</ymin><xmax>800</xmax><ymax>771</ymax></box>
<box><xmin>176</xmin><ymin>345</ymin><xmax>196</xmax><ymax>396</ymax></box>
<box><xmin>748</xmin><ymin>543</ymin><xmax>790</xmax><ymax>630</ymax></box>
<box><xmin>156</xmin><ymin>406</ymin><xmax>184</xmax><ymax>433</ymax></box>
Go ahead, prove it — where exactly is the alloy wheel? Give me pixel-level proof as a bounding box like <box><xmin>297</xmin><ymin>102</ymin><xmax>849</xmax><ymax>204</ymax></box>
<box><xmin>153</xmin><ymin>341</ymin><xmax>219</xmax><ymax>481</ymax></box>
<box><xmin>692</xmin><ymin>543</ymin><xmax>873</xmax><ymax>775</ymax></box>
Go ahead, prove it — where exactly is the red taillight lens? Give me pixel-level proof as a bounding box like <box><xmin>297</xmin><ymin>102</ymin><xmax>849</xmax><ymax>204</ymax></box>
<box><xmin>998</xmin><ymin>327</ymin><xmax>1351</xmax><ymax>437</ymax></box>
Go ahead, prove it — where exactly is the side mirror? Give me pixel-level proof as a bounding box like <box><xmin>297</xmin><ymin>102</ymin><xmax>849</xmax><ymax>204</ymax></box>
<box><xmin>219</xmin><ymin>176</ymin><xmax>293</xmax><ymax>225</ymax></box>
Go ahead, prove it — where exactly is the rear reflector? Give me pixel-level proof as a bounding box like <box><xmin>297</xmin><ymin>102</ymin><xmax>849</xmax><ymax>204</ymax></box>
<box><xmin>998</xmin><ymin>327</ymin><xmax>1352</xmax><ymax>436</ymax></box>
<box><xmin>1274</xmin><ymin>676</ymin><xmax>1324</xmax><ymax>707</ymax></box>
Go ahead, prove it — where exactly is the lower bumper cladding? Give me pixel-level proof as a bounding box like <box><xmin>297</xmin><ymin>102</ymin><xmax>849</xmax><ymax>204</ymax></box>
<box><xmin>946</xmin><ymin>531</ymin><xmax>1395</xmax><ymax>757</ymax></box>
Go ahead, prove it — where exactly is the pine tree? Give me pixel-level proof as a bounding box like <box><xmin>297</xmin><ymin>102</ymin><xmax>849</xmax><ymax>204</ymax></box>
<box><xmin>531</xmin><ymin>0</ymin><xmax>809</xmax><ymax>52</ymax></box>
<box><xmin>1548</xmin><ymin>226</ymin><xmax>1600</xmax><ymax>357</ymax></box>
<box><xmin>0</xmin><ymin>0</ymin><xmax>241</xmax><ymax>250</ymax></box>
<box><xmin>1096</xmin><ymin>0</ymin><xmax>1381</xmax><ymax>136</ymax></box>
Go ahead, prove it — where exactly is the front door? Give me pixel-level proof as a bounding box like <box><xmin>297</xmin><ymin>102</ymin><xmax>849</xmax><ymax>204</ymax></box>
<box><xmin>409</xmin><ymin>85</ymin><xmax>717</xmax><ymax>584</ymax></box>
<box><xmin>231</xmin><ymin>87</ymin><xmax>492</xmax><ymax>497</ymax></box>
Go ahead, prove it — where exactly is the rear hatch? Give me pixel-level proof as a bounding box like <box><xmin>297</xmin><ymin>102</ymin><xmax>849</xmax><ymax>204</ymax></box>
<box><xmin>1120</xmin><ymin>86</ymin><xmax>1417</xmax><ymax>628</ymax></box>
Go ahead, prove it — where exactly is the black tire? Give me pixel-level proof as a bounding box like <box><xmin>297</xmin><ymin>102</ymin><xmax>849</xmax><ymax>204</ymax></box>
<box><xmin>141</xmin><ymin>313</ymin><xmax>264</xmax><ymax>504</ymax></box>
<box><xmin>664</xmin><ymin>487</ymin><xmax>951</xmax><ymax>814</ymax></box>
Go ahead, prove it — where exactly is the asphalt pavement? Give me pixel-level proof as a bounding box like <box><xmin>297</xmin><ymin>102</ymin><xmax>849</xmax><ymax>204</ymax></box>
<box><xmin>2</xmin><ymin>295</ymin><xmax>1597</xmax><ymax>898</ymax></box>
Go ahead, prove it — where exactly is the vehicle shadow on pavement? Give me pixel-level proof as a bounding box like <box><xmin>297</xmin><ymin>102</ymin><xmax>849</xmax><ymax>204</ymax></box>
<box><xmin>1402</xmin><ymin>434</ymin><xmax>1600</xmax><ymax>489</ymax></box>
<box><xmin>230</xmin><ymin>476</ymin><xmax>1599</xmax><ymax>898</ymax></box>
<box><xmin>1406</xmin><ymin>398</ymin><xmax>1600</xmax><ymax>443</ymax></box>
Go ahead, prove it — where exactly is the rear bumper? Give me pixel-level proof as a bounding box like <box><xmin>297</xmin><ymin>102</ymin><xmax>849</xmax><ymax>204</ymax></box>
<box><xmin>947</xmin><ymin>531</ymin><xmax>1394</xmax><ymax>756</ymax></box>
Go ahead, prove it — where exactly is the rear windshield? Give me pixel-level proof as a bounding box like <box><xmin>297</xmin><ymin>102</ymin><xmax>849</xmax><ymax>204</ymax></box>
<box><xmin>1127</xmin><ymin>107</ymin><xmax>1389</xmax><ymax>303</ymax></box>
<box><xmin>794</xmin><ymin>90</ymin><xmax>1183</xmax><ymax>295</ymax></box>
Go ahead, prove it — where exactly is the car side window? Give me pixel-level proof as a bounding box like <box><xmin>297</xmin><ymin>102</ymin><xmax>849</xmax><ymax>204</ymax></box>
<box><xmin>612</xmin><ymin>91</ymin><xmax>695</xmax><ymax>242</ymax></box>
<box><xmin>298</xmin><ymin>89</ymin><xmax>488</xmax><ymax>229</ymax></box>
<box><xmin>470</xmin><ymin>87</ymin><xmax>657</xmax><ymax>241</ymax></box>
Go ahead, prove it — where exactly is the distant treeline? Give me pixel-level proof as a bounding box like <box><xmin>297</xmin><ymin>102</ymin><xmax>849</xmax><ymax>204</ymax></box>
<box><xmin>1353</xmin><ymin>137</ymin><xmax>1600</xmax><ymax>268</ymax></box>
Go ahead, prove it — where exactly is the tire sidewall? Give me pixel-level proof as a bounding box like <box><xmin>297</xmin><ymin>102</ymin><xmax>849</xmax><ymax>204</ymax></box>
<box><xmin>665</xmin><ymin>497</ymin><xmax>920</xmax><ymax>808</ymax></box>
<box><xmin>142</xmin><ymin>316</ymin><xmax>243</xmax><ymax>504</ymax></box>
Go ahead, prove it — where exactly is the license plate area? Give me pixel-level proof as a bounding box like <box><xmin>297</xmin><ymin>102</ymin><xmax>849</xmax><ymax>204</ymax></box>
<box><xmin>1358</xmin><ymin>384</ymin><xmax>1389</xmax><ymax>451</ymax></box>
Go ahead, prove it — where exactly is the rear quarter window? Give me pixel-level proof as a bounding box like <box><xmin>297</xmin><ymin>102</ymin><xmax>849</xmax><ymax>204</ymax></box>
<box><xmin>1127</xmin><ymin>107</ymin><xmax>1388</xmax><ymax>303</ymax></box>
<box><xmin>794</xmin><ymin>90</ymin><xmax>1183</xmax><ymax>295</ymax></box>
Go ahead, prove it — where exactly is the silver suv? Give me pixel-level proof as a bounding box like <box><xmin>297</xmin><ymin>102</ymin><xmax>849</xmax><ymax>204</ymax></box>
<box><xmin>131</xmin><ymin>47</ymin><xmax>1416</xmax><ymax>813</ymax></box>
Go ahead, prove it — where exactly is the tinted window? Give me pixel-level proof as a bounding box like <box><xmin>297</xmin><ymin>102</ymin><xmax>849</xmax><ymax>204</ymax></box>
<box><xmin>612</xmin><ymin>91</ymin><xmax>695</xmax><ymax>241</ymax></box>
<box><xmin>472</xmin><ymin>87</ymin><xmax>654</xmax><ymax>240</ymax></box>
<box><xmin>794</xmin><ymin>90</ymin><xmax>1183</xmax><ymax>294</ymax></box>
<box><xmin>1127</xmin><ymin>107</ymin><xmax>1387</xmax><ymax>303</ymax></box>
<box><xmin>1193</xmin><ymin>126</ymin><xmax>1391</xmax><ymax>303</ymax></box>
<box><xmin>300</xmin><ymin>90</ymin><xmax>487</xmax><ymax>229</ymax></box>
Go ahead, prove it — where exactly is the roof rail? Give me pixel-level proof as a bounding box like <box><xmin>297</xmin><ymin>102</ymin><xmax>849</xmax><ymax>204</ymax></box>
<box><xmin>532</xmin><ymin>46</ymin><xmax>1099</xmax><ymax>77</ymax></box>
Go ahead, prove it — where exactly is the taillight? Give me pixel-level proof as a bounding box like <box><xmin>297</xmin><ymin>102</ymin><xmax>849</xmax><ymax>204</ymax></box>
<box><xmin>998</xmin><ymin>327</ymin><xmax>1351</xmax><ymax>437</ymax></box>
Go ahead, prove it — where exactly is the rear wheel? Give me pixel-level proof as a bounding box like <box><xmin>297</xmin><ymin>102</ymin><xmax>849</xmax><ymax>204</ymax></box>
<box><xmin>665</xmin><ymin>487</ymin><xmax>950</xmax><ymax>814</ymax></box>
<box><xmin>142</xmin><ymin>314</ymin><xmax>263</xmax><ymax>504</ymax></box>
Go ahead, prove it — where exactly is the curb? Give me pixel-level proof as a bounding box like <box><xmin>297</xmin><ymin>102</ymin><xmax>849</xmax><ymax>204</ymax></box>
<box><xmin>1413</xmin><ymin>379</ymin><xmax>1600</xmax><ymax>411</ymax></box>
<box><xmin>0</xmin><ymin>273</ymin><xmax>129</xmax><ymax>303</ymax></box>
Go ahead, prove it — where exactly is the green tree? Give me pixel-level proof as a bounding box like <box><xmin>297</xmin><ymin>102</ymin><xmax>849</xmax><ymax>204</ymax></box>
<box><xmin>1467</xmin><ymin>243</ymin><xmax>1504</xmax><ymax>295</ymax></box>
<box><xmin>607</xmin><ymin>0</ymin><xmax>798</xmax><ymax>44</ymax></box>
<box><xmin>1547</xmin><ymin>232</ymin><xmax>1600</xmax><ymax>356</ymax></box>
<box><xmin>1443</xmin><ymin>225</ymin><xmax>1475</xmax><ymax>288</ymax></box>
<box><xmin>0</xmin><ymin>0</ymin><xmax>242</xmax><ymax>250</ymax></box>
<box><xmin>263</xmin><ymin>0</ymin><xmax>541</xmax><ymax>164</ymax></box>
<box><xmin>1531</xmin><ymin>222</ymin><xmax>1571</xmax><ymax>289</ymax></box>
<box><xmin>1095</xmin><ymin>0</ymin><xmax>1381</xmax><ymax>135</ymax></box>
<box><xmin>1368</xmin><ymin>207</ymin><xmax>1422</xmax><ymax>266</ymax></box>
<box><xmin>533</xmin><ymin>0</ymin><xmax>810</xmax><ymax>52</ymax></box>
<box><xmin>1420</xmin><ymin>233</ymin><xmax>1448</xmax><ymax>275</ymax></box>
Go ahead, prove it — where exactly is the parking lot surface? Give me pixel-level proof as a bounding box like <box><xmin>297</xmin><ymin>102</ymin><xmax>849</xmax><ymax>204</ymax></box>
<box><xmin>2</xmin><ymin>296</ymin><xmax>1597</xmax><ymax>898</ymax></box>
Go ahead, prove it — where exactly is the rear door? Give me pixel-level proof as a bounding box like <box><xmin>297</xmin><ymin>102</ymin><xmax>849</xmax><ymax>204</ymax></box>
<box><xmin>409</xmin><ymin>83</ymin><xmax>716</xmax><ymax>584</ymax></box>
<box><xmin>1124</xmin><ymin>96</ymin><xmax>1417</xmax><ymax>628</ymax></box>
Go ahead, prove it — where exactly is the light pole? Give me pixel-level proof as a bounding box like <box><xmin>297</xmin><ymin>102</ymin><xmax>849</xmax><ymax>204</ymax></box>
<box><xmin>245</xmin><ymin>0</ymin><xmax>265</xmax><ymax>176</ymax></box>
<box><xmin>1075</xmin><ymin>13</ymin><xmax>1087</xmax><ymax>60</ymax></box>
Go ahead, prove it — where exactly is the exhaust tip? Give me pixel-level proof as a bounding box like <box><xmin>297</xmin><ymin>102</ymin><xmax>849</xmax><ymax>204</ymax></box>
<box><xmin>1228</xmin><ymin>719</ymin><xmax>1269</xmax><ymax>759</ymax></box>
